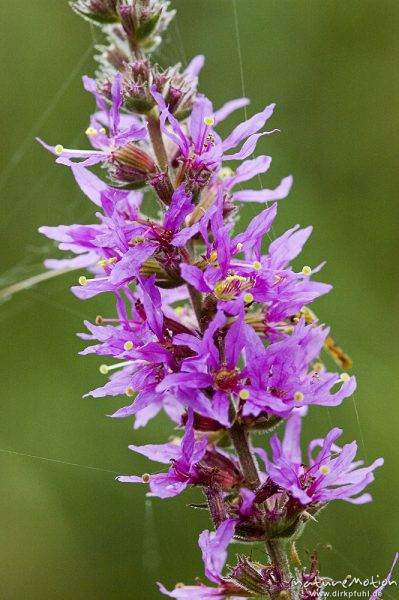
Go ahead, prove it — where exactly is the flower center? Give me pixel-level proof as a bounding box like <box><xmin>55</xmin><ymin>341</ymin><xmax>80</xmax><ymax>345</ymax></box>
<box><xmin>214</xmin><ymin>367</ymin><xmax>241</xmax><ymax>392</ymax></box>
<box><xmin>214</xmin><ymin>275</ymin><xmax>254</xmax><ymax>301</ymax></box>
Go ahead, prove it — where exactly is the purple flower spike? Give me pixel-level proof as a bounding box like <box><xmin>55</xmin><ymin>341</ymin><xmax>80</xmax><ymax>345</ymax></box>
<box><xmin>37</xmin><ymin>6</ymin><xmax>386</xmax><ymax>597</ymax></box>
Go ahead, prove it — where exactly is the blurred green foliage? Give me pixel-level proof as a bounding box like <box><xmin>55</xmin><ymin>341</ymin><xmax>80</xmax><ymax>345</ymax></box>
<box><xmin>1</xmin><ymin>1</ymin><xmax>398</xmax><ymax>598</ymax></box>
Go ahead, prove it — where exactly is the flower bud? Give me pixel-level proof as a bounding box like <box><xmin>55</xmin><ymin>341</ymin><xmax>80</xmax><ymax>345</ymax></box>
<box><xmin>228</xmin><ymin>557</ymin><xmax>271</xmax><ymax>595</ymax></box>
<box><xmin>140</xmin><ymin>255</ymin><xmax>182</xmax><ymax>289</ymax></box>
<box><xmin>71</xmin><ymin>0</ymin><xmax>119</xmax><ymax>25</ymax></box>
<box><xmin>197</xmin><ymin>449</ymin><xmax>243</xmax><ymax>489</ymax></box>
<box><xmin>203</xmin><ymin>486</ymin><xmax>226</xmax><ymax>528</ymax></box>
<box><xmin>152</xmin><ymin>65</ymin><xmax>199</xmax><ymax>118</ymax></box>
<box><xmin>108</xmin><ymin>143</ymin><xmax>156</xmax><ymax>186</ymax></box>
<box><xmin>181</xmin><ymin>411</ymin><xmax>224</xmax><ymax>432</ymax></box>
<box><xmin>150</xmin><ymin>171</ymin><xmax>174</xmax><ymax>205</ymax></box>
<box><xmin>122</xmin><ymin>59</ymin><xmax>155</xmax><ymax>114</ymax></box>
<box><xmin>119</xmin><ymin>1</ymin><xmax>175</xmax><ymax>50</ymax></box>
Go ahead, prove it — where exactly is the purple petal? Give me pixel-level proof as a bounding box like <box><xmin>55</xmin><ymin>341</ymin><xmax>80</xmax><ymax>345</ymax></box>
<box><xmin>198</xmin><ymin>519</ymin><xmax>236</xmax><ymax>583</ymax></box>
<box><xmin>110</xmin><ymin>72</ymin><xmax>122</xmax><ymax>136</ymax></box>
<box><xmin>212</xmin><ymin>391</ymin><xmax>230</xmax><ymax>427</ymax></box>
<box><xmin>222</xmin><ymin>103</ymin><xmax>275</xmax><ymax>151</ymax></box>
<box><xmin>109</xmin><ymin>244</ymin><xmax>156</xmax><ymax>286</ymax></box>
<box><xmin>44</xmin><ymin>253</ymin><xmax>96</xmax><ymax>270</ymax></box>
<box><xmin>158</xmin><ymin>582</ymin><xmax>222</xmax><ymax>599</ymax></box>
<box><xmin>140</xmin><ymin>275</ymin><xmax>164</xmax><ymax>339</ymax></box>
<box><xmin>190</xmin><ymin>95</ymin><xmax>215</xmax><ymax>153</ymax></box>
<box><xmin>148</xmin><ymin>473</ymin><xmax>188</xmax><ymax>498</ymax></box>
<box><xmin>233</xmin><ymin>175</ymin><xmax>293</xmax><ymax>203</ymax></box>
<box><xmin>224</xmin><ymin>311</ymin><xmax>245</xmax><ymax>369</ymax></box>
<box><xmin>37</xmin><ymin>138</ymin><xmax>105</xmax><ymax>165</ymax></box>
<box><xmin>214</xmin><ymin>98</ymin><xmax>250</xmax><ymax>125</ymax></box>
<box><xmin>224</xmin><ymin>155</ymin><xmax>272</xmax><ymax>189</ymax></box>
<box><xmin>157</xmin><ymin>372</ymin><xmax>213</xmax><ymax>392</ymax></box>
<box><xmin>114</xmin><ymin>122</ymin><xmax>148</xmax><ymax>146</ymax></box>
<box><xmin>239</xmin><ymin>488</ymin><xmax>256</xmax><ymax>516</ymax></box>
<box><xmin>82</xmin><ymin>75</ymin><xmax>108</xmax><ymax>113</ymax></box>
<box><xmin>185</xmin><ymin>54</ymin><xmax>205</xmax><ymax>78</ymax></box>
<box><xmin>172</xmin><ymin>222</ymin><xmax>201</xmax><ymax>247</ymax></box>
<box><xmin>282</xmin><ymin>412</ymin><xmax>303</xmax><ymax>464</ymax></box>
<box><xmin>151</xmin><ymin>85</ymin><xmax>190</xmax><ymax>156</ymax></box>
<box><xmin>370</xmin><ymin>552</ymin><xmax>398</xmax><ymax>600</ymax></box>
<box><xmin>117</xmin><ymin>475</ymin><xmax>145</xmax><ymax>484</ymax></box>
<box><xmin>128</xmin><ymin>442</ymin><xmax>181</xmax><ymax>464</ymax></box>
<box><xmin>164</xmin><ymin>184</ymin><xmax>194</xmax><ymax>231</ymax></box>
<box><xmin>180</xmin><ymin>264</ymin><xmax>208</xmax><ymax>292</ymax></box>
<box><xmin>223</xmin><ymin>131</ymin><xmax>276</xmax><ymax>161</ymax></box>
<box><xmin>268</xmin><ymin>225</ymin><xmax>313</xmax><ymax>270</ymax></box>
<box><xmin>71</xmin><ymin>165</ymin><xmax>108</xmax><ymax>206</ymax></box>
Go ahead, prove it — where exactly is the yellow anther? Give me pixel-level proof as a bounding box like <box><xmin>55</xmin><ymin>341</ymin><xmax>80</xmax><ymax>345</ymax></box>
<box><xmin>274</xmin><ymin>275</ymin><xmax>282</xmax><ymax>282</ymax></box>
<box><xmin>340</xmin><ymin>372</ymin><xmax>350</xmax><ymax>382</ymax></box>
<box><xmin>98</xmin><ymin>259</ymin><xmax>107</xmax><ymax>268</ymax></box>
<box><xmin>302</xmin><ymin>265</ymin><xmax>312</xmax><ymax>276</ymax></box>
<box><xmin>175</xmin><ymin>583</ymin><xmax>185</xmax><ymax>589</ymax></box>
<box><xmin>99</xmin><ymin>364</ymin><xmax>108</xmax><ymax>375</ymax></box>
<box><xmin>124</xmin><ymin>341</ymin><xmax>133</xmax><ymax>351</ymax></box>
<box><xmin>126</xmin><ymin>386</ymin><xmax>135</xmax><ymax>397</ymax></box>
<box><xmin>95</xmin><ymin>315</ymin><xmax>103</xmax><ymax>325</ymax></box>
<box><xmin>203</xmin><ymin>116</ymin><xmax>214</xmax><ymax>126</ymax></box>
<box><xmin>313</xmin><ymin>362</ymin><xmax>324</xmax><ymax>372</ymax></box>
<box><xmin>236</xmin><ymin>242</ymin><xmax>243</xmax><ymax>251</ymax></box>
<box><xmin>319</xmin><ymin>465</ymin><xmax>331</xmax><ymax>475</ymax></box>
<box><xmin>108</xmin><ymin>257</ymin><xmax>118</xmax><ymax>264</ymax></box>
<box><xmin>253</xmin><ymin>261</ymin><xmax>261</xmax><ymax>270</ymax></box>
<box><xmin>85</xmin><ymin>126</ymin><xmax>98</xmax><ymax>136</ymax></box>
<box><xmin>175</xmin><ymin>306</ymin><xmax>184</xmax><ymax>316</ymax></box>
<box><xmin>219</xmin><ymin>166</ymin><xmax>233</xmax><ymax>180</ymax></box>
<box><xmin>225</xmin><ymin>275</ymin><xmax>246</xmax><ymax>283</ymax></box>
<box><xmin>55</xmin><ymin>144</ymin><xmax>64</xmax><ymax>155</ymax></box>
<box><xmin>239</xmin><ymin>389</ymin><xmax>250</xmax><ymax>400</ymax></box>
<box><xmin>142</xmin><ymin>473</ymin><xmax>151</xmax><ymax>483</ymax></box>
<box><xmin>129</xmin><ymin>236</ymin><xmax>145</xmax><ymax>245</ymax></box>
<box><xmin>244</xmin><ymin>292</ymin><xmax>254</xmax><ymax>303</ymax></box>
<box><xmin>78</xmin><ymin>276</ymin><xmax>87</xmax><ymax>286</ymax></box>
<box><xmin>209</xmin><ymin>250</ymin><xmax>217</xmax><ymax>263</ymax></box>
<box><xmin>294</xmin><ymin>391</ymin><xmax>304</xmax><ymax>402</ymax></box>
<box><xmin>99</xmin><ymin>127</ymin><xmax>106</xmax><ymax>134</ymax></box>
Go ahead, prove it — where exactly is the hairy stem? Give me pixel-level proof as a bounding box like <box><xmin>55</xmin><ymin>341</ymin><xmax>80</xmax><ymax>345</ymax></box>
<box><xmin>265</xmin><ymin>538</ymin><xmax>293</xmax><ymax>596</ymax></box>
<box><xmin>188</xmin><ymin>284</ymin><xmax>204</xmax><ymax>332</ymax></box>
<box><xmin>229</xmin><ymin>419</ymin><xmax>293</xmax><ymax>597</ymax></box>
<box><xmin>147</xmin><ymin>113</ymin><xmax>169</xmax><ymax>172</ymax></box>
<box><xmin>228</xmin><ymin>421</ymin><xmax>260</xmax><ymax>490</ymax></box>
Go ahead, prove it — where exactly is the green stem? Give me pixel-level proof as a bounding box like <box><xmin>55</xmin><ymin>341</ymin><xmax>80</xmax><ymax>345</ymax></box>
<box><xmin>265</xmin><ymin>538</ymin><xmax>292</xmax><ymax>594</ymax></box>
<box><xmin>228</xmin><ymin>421</ymin><xmax>260</xmax><ymax>490</ymax></box>
<box><xmin>228</xmin><ymin>418</ymin><xmax>293</xmax><ymax>598</ymax></box>
<box><xmin>187</xmin><ymin>284</ymin><xmax>204</xmax><ymax>332</ymax></box>
<box><xmin>147</xmin><ymin>113</ymin><xmax>169</xmax><ymax>172</ymax></box>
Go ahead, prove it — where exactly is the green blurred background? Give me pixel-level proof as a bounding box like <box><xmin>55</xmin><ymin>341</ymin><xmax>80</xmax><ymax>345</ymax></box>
<box><xmin>1</xmin><ymin>1</ymin><xmax>398</xmax><ymax>598</ymax></box>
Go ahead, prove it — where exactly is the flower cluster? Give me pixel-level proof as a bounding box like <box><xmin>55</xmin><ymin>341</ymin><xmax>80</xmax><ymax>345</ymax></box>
<box><xmin>39</xmin><ymin>1</ymin><xmax>384</xmax><ymax>598</ymax></box>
